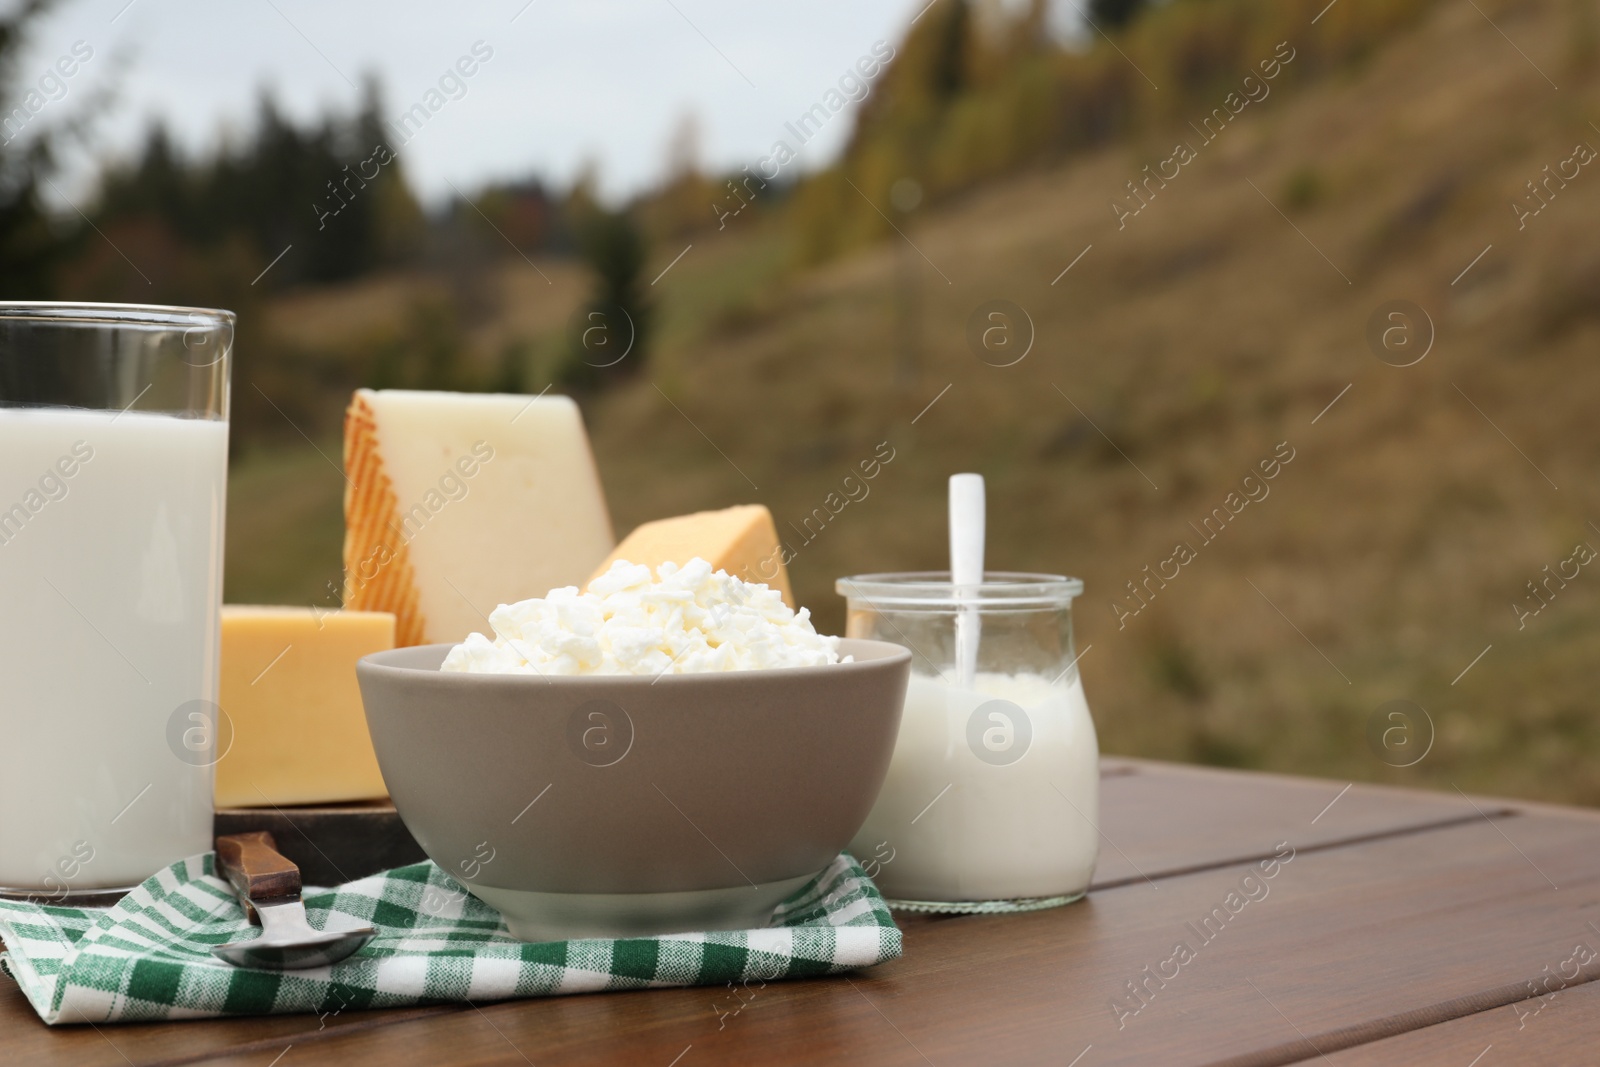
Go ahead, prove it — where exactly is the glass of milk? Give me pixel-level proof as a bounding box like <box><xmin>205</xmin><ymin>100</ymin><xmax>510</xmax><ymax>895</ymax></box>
<box><xmin>0</xmin><ymin>303</ymin><xmax>232</xmax><ymax>900</ymax></box>
<box><xmin>836</xmin><ymin>572</ymin><xmax>1098</xmax><ymax>913</ymax></box>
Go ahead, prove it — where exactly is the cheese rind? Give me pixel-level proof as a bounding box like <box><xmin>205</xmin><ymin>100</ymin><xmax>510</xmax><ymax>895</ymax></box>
<box><xmin>216</xmin><ymin>607</ymin><xmax>395</xmax><ymax>808</ymax></box>
<box><xmin>343</xmin><ymin>389</ymin><xmax>615</xmax><ymax>645</ymax></box>
<box><xmin>345</xmin><ymin>394</ymin><xmax>425</xmax><ymax>646</ymax></box>
<box><xmin>590</xmin><ymin>505</ymin><xmax>793</xmax><ymax>606</ymax></box>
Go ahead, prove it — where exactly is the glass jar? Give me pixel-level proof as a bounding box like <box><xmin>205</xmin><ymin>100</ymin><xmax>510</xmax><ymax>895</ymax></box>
<box><xmin>835</xmin><ymin>572</ymin><xmax>1098</xmax><ymax>913</ymax></box>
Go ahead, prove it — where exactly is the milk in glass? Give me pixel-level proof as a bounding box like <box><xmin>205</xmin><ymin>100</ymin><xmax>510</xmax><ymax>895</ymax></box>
<box><xmin>0</xmin><ymin>407</ymin><xmax>227</xmax><ymax>893</ymax></box>
<box><xmin>853</xmin><ymin>672</ymin><xmax>1099</xmax><ymax>903</ymax></box>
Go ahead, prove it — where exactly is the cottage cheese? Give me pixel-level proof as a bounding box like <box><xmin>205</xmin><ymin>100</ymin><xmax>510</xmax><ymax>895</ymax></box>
<box><xmin>440</xmin><ymin>558</ymin><xmax>844</xmax><ymax>676</ymax></box>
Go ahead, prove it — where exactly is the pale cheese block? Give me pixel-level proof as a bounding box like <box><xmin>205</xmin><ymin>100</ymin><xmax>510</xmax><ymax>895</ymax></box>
<box><xmin>216</xmin><ymin>607</ymin><xmax>395</xmax><ymax>808</ymax></box>
<box><xmin>344</xmin><ymin>389</ymin><xmax>615</xmax><ymax>645</ymax></box>
<box><xmin>590</xmin><ymin>504</ymin><xmax>793</xmax><ymax>606</ymax></box>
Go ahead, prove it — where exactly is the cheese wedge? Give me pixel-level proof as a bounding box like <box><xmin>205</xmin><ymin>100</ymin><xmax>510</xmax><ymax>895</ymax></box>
<box><xmin>343</xmin><ymin>389</ymin><xmax>615</xmax><ymax>645</ymax></box>
<box><xmin>591</xmin><ymin>504</ymin><xmax>793</xmax><ymax>606</ymax></box>
<box><xmin>216</xmin><ymin>607</ymin><xmax>394</xmax><ymax>808</ymax></box>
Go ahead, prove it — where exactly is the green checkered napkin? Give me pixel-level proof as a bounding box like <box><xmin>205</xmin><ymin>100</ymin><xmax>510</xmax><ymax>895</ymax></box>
<box><xmin>0</xmin><ymin>852</ymin><xmax>900</xmax><ymax>1024</ymax></box>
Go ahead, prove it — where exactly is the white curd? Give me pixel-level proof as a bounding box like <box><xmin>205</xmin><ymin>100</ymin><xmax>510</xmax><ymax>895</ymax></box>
<box><xmin>441</xmin><ymin>557</ymin><xmax>843</xmax><ymax>676</ymax></box>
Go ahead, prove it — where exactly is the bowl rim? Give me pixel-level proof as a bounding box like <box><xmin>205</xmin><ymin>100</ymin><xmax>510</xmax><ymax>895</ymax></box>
<box><xmin>358</xmin><ymin>636</ymin><xmax>911</xmax><ymax>686</ymax></box>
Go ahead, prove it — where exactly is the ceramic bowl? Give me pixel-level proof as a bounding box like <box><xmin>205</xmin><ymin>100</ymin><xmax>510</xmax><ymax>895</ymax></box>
<box><xmin>356</xmin><ymin>638</ymin><xmax>911</xmax><ymax>941</ymax></box>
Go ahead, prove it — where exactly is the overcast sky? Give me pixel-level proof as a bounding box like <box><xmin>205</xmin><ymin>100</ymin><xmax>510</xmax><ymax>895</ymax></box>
<box><xmin>19</xmin><ymin>0</ymin><xmax>940</xmax><ymax>208</ymax></box>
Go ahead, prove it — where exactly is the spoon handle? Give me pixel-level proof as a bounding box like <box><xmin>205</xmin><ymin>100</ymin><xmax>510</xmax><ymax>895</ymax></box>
<box><xmin>949</xmin><ymin>473</ymin><xmax>986</xmax><ymax>689</ymax></box>
<box><xmin>216</xmin><ymin>832</ymin><xmax>302</xmax><ymax>923</ymax></box>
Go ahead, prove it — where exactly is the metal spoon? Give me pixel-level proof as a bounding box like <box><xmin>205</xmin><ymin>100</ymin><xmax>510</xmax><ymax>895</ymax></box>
<box><xmin>211</xmin><ymin>831</ymin><xmax>375</xmax><ymax>970</ymax></box>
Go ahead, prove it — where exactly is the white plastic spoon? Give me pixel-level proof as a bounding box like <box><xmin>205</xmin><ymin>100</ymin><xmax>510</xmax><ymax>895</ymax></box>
<box><xmin>949</xmin><ymin>473</ymin><xmax>985</xmax><ymax>690</ymax></box>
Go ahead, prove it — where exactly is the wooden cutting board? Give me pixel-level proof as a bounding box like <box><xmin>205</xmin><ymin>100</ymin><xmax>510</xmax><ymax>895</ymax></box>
<box><xmin>212</xmin><ymin>801</ymin><xmax>427</xmax><ymax>887</ymax></box>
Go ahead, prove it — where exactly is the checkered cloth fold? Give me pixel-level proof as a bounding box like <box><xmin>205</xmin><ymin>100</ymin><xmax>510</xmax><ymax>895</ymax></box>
<box><xmin>0</xmin><ymin>852</ymin><xmax>900</xmax><ymax>1024</ymax></box>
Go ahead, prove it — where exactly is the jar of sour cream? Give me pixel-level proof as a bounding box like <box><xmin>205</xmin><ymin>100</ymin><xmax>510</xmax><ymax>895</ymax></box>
<box><xmin>835</xmin><ymin>572</ymin><xmax>1098</xmax><ymax>913</ymax></box>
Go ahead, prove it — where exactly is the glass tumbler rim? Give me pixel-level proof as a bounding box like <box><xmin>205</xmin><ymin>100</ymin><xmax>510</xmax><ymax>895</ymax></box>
<box><xmin>836</xmin><ymin>571</ymin><xmax>1083</xmax><ymax>609</ymax></box>
<box><xmin>0</xmin><ymin>301</ymin><xmax>235</xmax><ymax>328</ymax></box>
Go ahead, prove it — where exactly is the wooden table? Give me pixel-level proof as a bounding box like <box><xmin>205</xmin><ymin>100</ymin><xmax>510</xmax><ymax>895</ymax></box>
<box><xmin>6</xmin><ymin>759</ymin><xmax>1598</xmax><ymax>1065</ymax></box>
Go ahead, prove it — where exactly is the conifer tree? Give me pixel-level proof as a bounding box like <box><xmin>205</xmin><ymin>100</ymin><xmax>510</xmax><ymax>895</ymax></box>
<box><xmin>0</xmin><ymin>0</ymin><xmax>64</xmax><ymax>298</ymax></box>
<box><xmin>1089</xmin><ymin>0</ymin><xmax>1148</xmax><ymax>30</ymax></box>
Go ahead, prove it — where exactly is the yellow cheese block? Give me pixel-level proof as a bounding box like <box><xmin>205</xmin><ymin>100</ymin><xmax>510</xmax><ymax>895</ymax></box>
<box><xmin>590</xmin><ymin>505</ymin><xmax>793</xmax><ymax>606</ymax></box>
<box><xmin>344</xmin><ymin>389</ymin><xmax>615</xmax><ymax>646</ymax></box>
<box><xmin>216</xmin><ymin>606</ymin><xmax>395</xmax><ymax>808</ymax></box>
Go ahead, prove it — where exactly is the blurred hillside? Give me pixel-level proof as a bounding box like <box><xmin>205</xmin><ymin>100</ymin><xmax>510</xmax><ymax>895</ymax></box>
<box><xmin>16</xmin><ymin>0</ymin><xmax>1600</xmax><ymax>803</ymax></box>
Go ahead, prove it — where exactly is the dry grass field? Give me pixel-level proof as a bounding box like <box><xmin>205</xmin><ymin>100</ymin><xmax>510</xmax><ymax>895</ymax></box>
<box><xmin>226</xmin><ymin>0</ymin><xmax>1600</xmax><ymax>804</ymax></box>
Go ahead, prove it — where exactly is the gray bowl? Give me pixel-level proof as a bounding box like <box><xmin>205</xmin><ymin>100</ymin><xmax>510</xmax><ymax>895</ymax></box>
<box><xmin>356</xmin><ymin>638</ymin><xmax>910</xmax><ymax>941</ymax></box>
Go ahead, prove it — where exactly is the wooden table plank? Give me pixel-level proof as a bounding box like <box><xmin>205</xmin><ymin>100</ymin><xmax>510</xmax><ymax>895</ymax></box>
<box><xmin>1</xmin><ymin>763</ymin><xmax>1587</xmax><ymax>1066</ymax></box>
<box><xmin>438</xmin><ymin>812</ymin><xmax>1587</xmax><ymax>1062</ymax></box>
<box><xmin>1316</xmin><ymin>977</ymin><xmax>1600</xmax><ymax>1065</ymax></box>
<box><xmin>176</xmin><ymin>807</ymin><xmax>1600</xmax><ymax>1065</ymax></box>
<box><xmin>0</xmin><ymin>976</ymin><xmax>464</xmax><ymax>1067</ymax></box>
<box><xmin>1092</xmin><ymin>761</ymin><xmax>1497</xmax><ymax>889</ymax></box>
<box><xmin>1033</xmin><ymin>810</ymin><xmax>1600</xmax><ymax>1066</ymax></box>
<box><xmin>184</xmin><ymin>977</ymin><xmax>917</xmax><ymax>1067</ymax></box>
